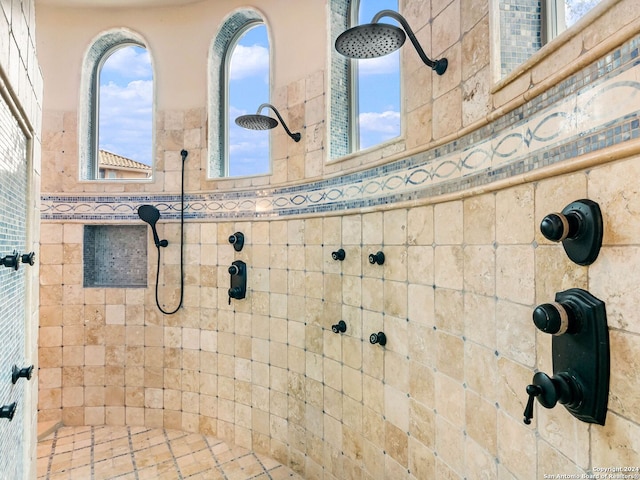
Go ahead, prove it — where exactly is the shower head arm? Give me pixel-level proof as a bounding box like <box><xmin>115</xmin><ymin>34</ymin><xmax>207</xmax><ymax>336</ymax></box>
<box><xmin>370</xmin><ymin>9</ymin><xmax>446</xmax><ymax>74</ymax></box>
<box><xmin>257</xmin><ymin>103</ymin><xmax>301</xmax><ymax>142</ymax></box>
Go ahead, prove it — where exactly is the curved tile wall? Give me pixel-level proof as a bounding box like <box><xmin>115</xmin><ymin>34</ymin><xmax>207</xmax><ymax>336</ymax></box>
<box><xmin>42</xmin><ymin>34</ymin><xmax>640</xmax><ymax>222</ymax></box>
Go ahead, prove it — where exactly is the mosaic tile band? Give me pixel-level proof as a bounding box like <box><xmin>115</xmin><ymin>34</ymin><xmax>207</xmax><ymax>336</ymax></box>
<box><xmin>41</xmin><ymin>35</ymin><xmax>640</xmax><ymax>222</ymax></box>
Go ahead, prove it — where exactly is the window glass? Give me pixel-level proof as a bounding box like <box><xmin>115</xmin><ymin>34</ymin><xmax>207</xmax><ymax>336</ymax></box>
<box><xmin>227</xmin><ymin>24</ymin><xmax>270</xmax><ymax>177</ymax></box>
<box><xmin>499</xmin><ymin>0</ymin><xmax>602</xmax><ymax>78</ymax></box>
<box><xmin>97</xmin><ymin>45</ymin><xmax>153</xmax><ymax>179</ymax></box>
<box><xmin>565</xmin><ymin>0</ymin><xmax>601</xmax><ymax>29</ymax></box>
<box><xmin>356</xmin><ymin>0</ymin><xmax>401</xmax><ymax>150</ymax></box>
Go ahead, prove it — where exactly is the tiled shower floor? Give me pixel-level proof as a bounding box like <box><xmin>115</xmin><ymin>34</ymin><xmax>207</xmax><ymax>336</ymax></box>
<box><xmin>37</xmin><ymin>425</ymin><xmax>302</xmax><ymax>479</ymax></box>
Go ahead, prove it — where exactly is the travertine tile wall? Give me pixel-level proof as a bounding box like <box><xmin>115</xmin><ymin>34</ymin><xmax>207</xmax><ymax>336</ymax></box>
<box><xmin>36</xmin><ymin>0</ymin><xmax>640</xmax><ymax>479</ymax></box>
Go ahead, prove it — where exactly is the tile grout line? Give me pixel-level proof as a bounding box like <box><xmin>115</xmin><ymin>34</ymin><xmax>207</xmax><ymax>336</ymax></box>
<box><xmin>127</xmin><ymin>426</ymin><xmax>140</xmax><ymax>480</ymax></box>
<box><xmin>163</xmin><ymin>429</ymin><xmax>184</xmax><ymax>480</ymax></box>
<box><xmin>248</xmin><ymin>452</ymin><xmax>273</xmax><ymax>480</ymax></box>
<box><xmin>90</xmin><ymin>426</ymin><xmax>95</xmax><ymax>479</ymax></box>
<box><xmin>203</xmin><ymin>435</ymin><xmax>230</xmax><ymax>480</ymax></box>
<box><xmin>44</xmin><ymin>428</ymin><xmax>59</xmax><ymax>480</ymax></box>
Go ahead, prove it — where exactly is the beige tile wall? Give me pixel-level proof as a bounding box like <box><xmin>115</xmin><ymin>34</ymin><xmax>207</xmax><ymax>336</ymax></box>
<box><xmin>39</xmin><ymin>153</ymin><xmax>640</xmax><ymax>479</ymax></box>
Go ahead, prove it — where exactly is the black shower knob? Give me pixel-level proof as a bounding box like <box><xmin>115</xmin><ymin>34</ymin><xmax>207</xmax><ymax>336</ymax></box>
<box><xmin>228</xmin><ymin>232</ymin><xmax>244</xmax><ymax>252</ymax></box>
<box><xmin>540</xmin><ymin>199</ymin><xmax>602</xmax><ymax>266</ymax></box>
<box><xmin>21</xmin><ymin>252</ymin><xmax>35</xmax><ymax>266</ymax></box>
<box><xmin>0</xmin><ymin>402</ymin><xmax>16</xmax><ymax>421</ymax></box>
<box><xmin>0</xmin><ymin>251</ymin><xmax>20</xmax><ymax>270</ymax></box>
<box><xmin>12</xmin><ymin>365</ymin><xmax>33</xmax><ymax>384</ymax></box>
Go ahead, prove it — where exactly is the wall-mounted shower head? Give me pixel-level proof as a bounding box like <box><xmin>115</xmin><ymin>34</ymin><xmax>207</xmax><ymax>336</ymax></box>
<box><xmin>235</xmin><ymin>103</ymin><xmax>301</xmax><ymax>142</ymax></box>
<box><xmin>138</xmin><ymin>204</ymin><xmax>168</xmax><ymax>248</ymax></box>
<box><xmin>335</xmin><ymin>9</ymin><xmax>448</xmax><ymax>75</ymax></box>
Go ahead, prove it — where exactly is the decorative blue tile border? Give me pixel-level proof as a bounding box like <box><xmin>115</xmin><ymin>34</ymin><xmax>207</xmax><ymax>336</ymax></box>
<box><xmin>42</xmin><ymin>35</ymin><xmax>640</xmax><ymax>223</ymax></box>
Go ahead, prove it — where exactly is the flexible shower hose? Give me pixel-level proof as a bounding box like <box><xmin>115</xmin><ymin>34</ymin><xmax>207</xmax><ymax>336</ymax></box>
<box><xmin>154</xmin><ymin>149</ymin><xmax>188</xmax><ymax>315</ymax></box>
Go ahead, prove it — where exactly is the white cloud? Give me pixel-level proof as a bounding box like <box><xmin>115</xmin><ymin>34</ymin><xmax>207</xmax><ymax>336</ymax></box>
<box><xmin>359</xmin><ymin>110</ymin><xmax>400</xmax><ymax>134</ymax></box>
<box><xmin>102</xmin><ymin>46</ymin><xmax>152</xmax><ymax>80</ymax></box>
<box><xmin>358</xmin><ymin>50</ymin><xmax>400</xmax><ymax>76</ymax></box>
<box><xmin>98</xmin><ymin>79</ymin><xmax>153</xmax><ymax>164</ymax></box>
<box><xmin>229</xmin><ymin>44</ymin><xmax>269</xmax><ymax>81</ymax></box>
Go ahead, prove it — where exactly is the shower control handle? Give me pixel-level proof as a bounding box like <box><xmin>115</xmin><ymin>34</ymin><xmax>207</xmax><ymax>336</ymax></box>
<box><xmin>228</xmin><ymin>260</ymin><xmax>247</xmax><ymax>304</ymax></box>
<box><xmin>12</xmin><ymin>365</ymin><xmax>34</xmax><ymax>384</ymax></box>
<box><xmin>533</xmin><ymin>302</ymin><xmax>576</xmax><ymax>335</ymax></box>
<box><xmin>21</xmin><ymin>252</ymin><xmax>35</xmax><ymax>266</ymax></box>
<box><xmin>523</xmin><ymin>371</ymin><xmax>582</xmax><ymax>424</ymax></box>
<box><xmin>523</xmin><ymin>384</ymin><xmax>541</xmax><ymax>424</ymax></box>
<box><xmin>228</xmin><ymin>287</ymin><xmax>243</xmax><ymax>299</ymax></box>
<box><xmin>369</xmin><ymin>331</ymin><xmax>387</xmax><ymax>346</ymax></box>
<box><xmin>0</xmin><ymin>402</ymin><xmax>16</xmax><ymax>421</ymax></box>
<box><xmin>228</xmin><ymin>232</ymin><xmax>244</xmax><ymax>252</ymax></box>
<box><xmin>526</xmin><ymin>288</ymin><xmax>609</xmax><ymax>425</ymax></box>
<box><xmin>540</xmin><ymin>199</ymin><xmax>602</xmax><ymax>265</ymax></box>
<box><xmin>1</xmin><ymin>251</ymin><xmax>20</xmax><ymax>270</ymax></box>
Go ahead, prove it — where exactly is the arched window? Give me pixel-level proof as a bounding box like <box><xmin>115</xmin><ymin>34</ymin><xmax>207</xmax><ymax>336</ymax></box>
<box><xmin>79</xmin><ymin>29</ymin><xmax>154</xmax><ymax>180</ymax></box>
<box><xmin>353</xmin><ymin>0</ymin><xmax>401</xmax><ymax>150</ymax></box>
<box><xmin>210</xmin><ymin>9</ymin><xmax>270</xmax><ymax>178</ymax></box>
<box><xmin>330</xmin><ymin>0</ymin><xmax>401</xmax><ymax>158</ymax></box>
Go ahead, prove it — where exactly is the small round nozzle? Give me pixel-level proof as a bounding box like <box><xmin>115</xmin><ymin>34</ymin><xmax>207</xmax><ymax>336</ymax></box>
<box><xmin>335</xmin><ymin>23</ymin><xmax>406</xmax><ymax>59</ymax></box>
<box><xmin>235</xmin><ymin>114</ymin><xmax>278</xmax><ymax>131</ymax></box>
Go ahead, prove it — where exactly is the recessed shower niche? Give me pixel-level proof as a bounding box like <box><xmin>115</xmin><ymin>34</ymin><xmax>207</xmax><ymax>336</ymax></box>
<box><xmin>83</xmin><ymin>225</ymin><xmax>148</xmax><ymax>287</ymax></box>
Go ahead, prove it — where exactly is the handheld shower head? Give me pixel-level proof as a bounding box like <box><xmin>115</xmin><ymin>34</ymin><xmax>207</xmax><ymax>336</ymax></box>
<box><xmin>235</xmin><ymin>103</ymin><xmax>301</xmax><ymax>142</ymax></box>
<box><xmin>335</xmin><ymin>9</ymin><xmax>447</xmax><ymax>75</ymax></box>
<box><xmin>138</xmin><ymin>204</ymin><xmax>168</xmax><ymax>248</ymax></box>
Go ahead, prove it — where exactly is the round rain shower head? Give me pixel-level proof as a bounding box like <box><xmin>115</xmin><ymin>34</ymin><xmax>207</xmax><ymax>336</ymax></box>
<box><xmin>335</xmin><ymin>23</ymin><xmax>406</xmax><ymax>59</ymax></box>
<box><xmin>235</xmin><ymin>114</ymin><xmax>278</xmax><ymax>131</ymax></box>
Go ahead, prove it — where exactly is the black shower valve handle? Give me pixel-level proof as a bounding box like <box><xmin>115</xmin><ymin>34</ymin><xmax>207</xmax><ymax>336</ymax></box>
<box><xmin>12</xmin><ymin>365</ymin><xmax>33</xmax><ymax>384</ymax></box>
<box><xmin>532</xmin><ymin>302</ymin><xmax>577</xmax><ymax>336</ymax></box>
<box><xmin>539</xmin><ymin>199</ymin><xmax>603</xmax><ymax>266</ymax></box>
<box><xmin>1</xmin><ymin>251</ymin><xmax>20</xmax><ymax>270</ymax></box>
<box><xmin>523</xmin><ymin>371</ymin><xmax>583</xmax><ymax>425</ymax></box>
<box><xmin>0</xmin><ymin>402</ymin><xmax>16</xmax><ymax>421</ymax></box>
<box><xmin>523</xmin><ymin>384</ymin><xmax>542</xmax><ymax>425</ymax></box>
<box><xmin>540</xmin><ymin>212</ymin><xmax>581</xmax><ymax>242</ymax></box>
<box><xmin>21</xmin><ymin>252</ymin><xmax>35</xmax><ymax>266</ymax></box>
<box><xmin>228</xmin><ymin>232</ymin><xmax>245</xmax><ymax>252</ymax></box>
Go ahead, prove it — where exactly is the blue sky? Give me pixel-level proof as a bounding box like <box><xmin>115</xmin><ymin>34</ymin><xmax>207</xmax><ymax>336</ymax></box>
<box><xmin>98</xmin><ymin>45</ymin><xmax>153</xmax><ymax>165</ymax></box>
